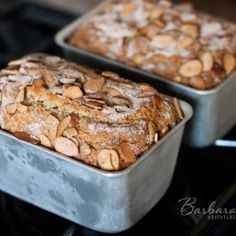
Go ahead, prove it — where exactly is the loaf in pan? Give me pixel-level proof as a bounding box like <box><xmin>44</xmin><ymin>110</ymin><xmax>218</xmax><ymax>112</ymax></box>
<box><xmin>0</xmin><ymin>53</ymin><xmax>183</xmax><ymax>171</ymax></box>
<box><xmin>68</xmin><ymin>0</ymin><xmax>236</xmax><ymax>90</ymax></box>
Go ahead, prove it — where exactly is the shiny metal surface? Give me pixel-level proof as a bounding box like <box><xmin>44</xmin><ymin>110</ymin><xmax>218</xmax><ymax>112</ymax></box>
<box><xmin>0</xmin><ymin>101</ymin><xmax>192</xmax><ymax>233</ymax></box>
<box><xmin>55</xmin><ymin>1</ymin><xmax>236</xmax><ymax>147</ymax></box>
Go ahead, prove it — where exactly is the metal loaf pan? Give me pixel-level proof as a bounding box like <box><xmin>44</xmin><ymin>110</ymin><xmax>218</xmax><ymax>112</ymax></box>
<box><xmin>0</xmin><ymin>101</ymin><xmax>192</xmax><ymax>233</ymax></box>
<box><xmin>55</xmin><ymin>1</ymin><xmax>236</xmax><ymax>148</ymax></box>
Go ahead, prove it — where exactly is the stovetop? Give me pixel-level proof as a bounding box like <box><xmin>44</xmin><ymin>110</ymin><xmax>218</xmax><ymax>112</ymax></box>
<box><xmin>0</xmin><ymin>1</ymin><xmax>236</xmax><ymax>236</ymax></box>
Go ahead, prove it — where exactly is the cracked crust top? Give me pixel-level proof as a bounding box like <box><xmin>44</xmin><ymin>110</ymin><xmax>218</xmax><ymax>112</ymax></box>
<box><xmin>68</xmin><ymin>0</ymin><xmax>236</xmax><ymax>90</ymax></box>
<box><xmin>0</xmin><ymin>53</ymin><xmax>182</xmax><ymax>171</ymax></box>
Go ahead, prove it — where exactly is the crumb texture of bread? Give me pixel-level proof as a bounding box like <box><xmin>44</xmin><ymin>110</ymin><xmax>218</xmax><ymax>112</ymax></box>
<box><xmin>68</xmin><ymin>0</ymin><xmax>236</xmax><ymax>90</ymax></box>
<box><xmin>0</xmin><ymin>53</ymin><xmax>182</xmax><ymax>170</ymax></box>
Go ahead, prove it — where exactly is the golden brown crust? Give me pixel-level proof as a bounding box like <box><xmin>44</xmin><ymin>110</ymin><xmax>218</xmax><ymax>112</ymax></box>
<box><xmin>68</xmin><ymin>0</ymin><xmax>236</xmax><ymax>90</ymax></box>
<box><xmin>0</xmin><ymin>53</ymin><xmax>182</xmax><ymax>171</ymax></box>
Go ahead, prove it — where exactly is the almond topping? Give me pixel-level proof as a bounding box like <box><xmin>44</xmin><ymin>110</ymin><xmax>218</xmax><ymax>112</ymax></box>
<box><xmin>32</xmin><ymin>79</ymin><xmax>45</xmax><ymax>88</ymax></box>
<box><xmin>152</xmin><ymin>35</ymin><xmax>174</xmax><ymax>49</ymax></box>
<box><xmin>173</xmin><ymin>98</ymin><xmax>184</xmax><ymax>120</ymax></box>
<box><xmin>140</xmin><ymin>24</ymin><xmax>160</xmax><ymax>38</ymax></box>
<box><xmin>15</xmin><ymin>89</ymin><xmax>24</xmax><ymax>103</ymax></box>
<box><xmin>42</xmin><ymin>69</ymin><xmax>57</xmax><ymax>88</ymax></box>
<box><xmin>148</xmin><ymin>121</ymin><xmax>156</xmax><ymax>143</ymax></box>
<box><xmin>13</xmin><ymin>132</ymin><xmax>39</xmax><ymax>144</ymax></box>
<box><xmin>55</xmin><ymin>116</ymin><xmax>71</xmax><ymax>137</ymax></box>
<box><xmin>80</xmin><ymin>142</ymin><xmax>91</xmax><ymax>156</ymax></box>
<box><xmin>181</xmin><ymin>24</ymin><xmax>199</xmax><ymax>38</ymax></box>
<box><xmin>1</xmin><ymin>69</ymin><xmax>18</xmax><ymax>75</ymax></box>
<box><xmin>179</xmin><ymin>60</ymin><xmax>202</xmax><ymax>77</ymax></box>
<box><xmin>97</xmin><ymin>149</ymin><xmax>119</xmax><ymax>171</ymax></box>
<box><xmin>137</xmin><ymin>85</ymin><xmax>157</xmax><ymax>97</ymax></box>
<box><xmin>46</xmin><ymin>115</ymin><xmax>60</xmax><ymax>141</ymax></box>
<box><xmin>8</xmin><ymin>58</ymin><xmax>27</xmax><ymax>66</ymax></box>
<box><xmin>6</xmin><ymin>103</ymin><xmax>17</xmax><ymax>114</ymax></box>
<box><xmin>199</xmin><ymin>52</ymin><xmax>213</xmax><ymax>72</ymax></box>
<box><xmin>159</xmin><ymin>127</ymin><xmax>169</xmax><ymax>138</ymax></box>
<box><xmin>101</xmin><ymin>71</ymin><xmax>119</xmax><ymax>79</ymax></box>
<box><xmin>149</xmin><ymin>9</ymin><xmax>162</xmax><ymax>20</ymax></box>
<box><xmin>63</xmin><ymin>86</ymin><xmax>83</xmax><ymax>99</ymax></box>
<box><xmin>120</xmin><ymin>2</ymin><xmax>136</xmax><ymax>16</ymax></box>
<box><xmin>63</xmin><ymin>127</ymin><xmax>77</xmax><ymax>139</ymax></box>
<box><xmin>154</xmin><ymin>133</ymin><xmax>158</xmax><ymax>143</ymax></box>
<box><xmin>17</xmin><ymin>104</ymin><xmax>28</xmax><ymax>113</ymax></box>
<box><xmin>85</xmin><ymin>99</ymin><xmax>105</xmax><ymax>110</ymax></box>
<box><xmin>177</xmin><ymin>36</ymin><xmax>193</xmax><ymax>48</ymax></box>
<box><xmin>83</xmin><ymin>77</ymin><xmax>105</xmax><ymax>94</ymax></box>
<box><xmin>39</xmin><ymin>134</ymin><xmax>52</xmax><ymax>148</ymax></box>
<box><xmin>118</xmin><ymin>142</ymin><xmax>135</xmax><ymax>165</ymax></box>
<box><xmin>59</xmin><ymin>78</ymin><xmax>76</xmax><ymax>84</ymax></box>
<box><xmin>223</xmin><ymin>53</ymin><xmax>236</xmax><ymax>75</ymax></box>
<box><xmin>55</xmin><ymin>137</ymin><xmax>78</xmax><ymax>157</ymax></box>
<box><xmin>131</xmin><ymin>55</ymin><xmax>145</xmax><ymax>66</ymax></box>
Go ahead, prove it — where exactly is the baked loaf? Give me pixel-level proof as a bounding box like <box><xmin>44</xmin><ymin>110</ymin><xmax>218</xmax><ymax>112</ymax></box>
<box><xmin>68</xmin><ymin>0</ymin><xmax>236</xmax><ymax>90</ymax></box>
<box><xmin>0</xmin><ymin>53</ymin><xmax>182</xmax><ymax>171</ymax></box>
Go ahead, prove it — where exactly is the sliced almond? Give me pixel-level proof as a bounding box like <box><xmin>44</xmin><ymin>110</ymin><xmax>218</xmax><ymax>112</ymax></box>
<box><xmin>154</xmin><ymin>133</ymin><xmax>158</xmax><ymax>143</ymax></box>
<box><xmin>108</xmin><ymin>96</ymin><xmax>131</xmax><ymax>107</ymax></box>
<box><xmin>80</xmin><ymin>142</ymin><xmax>91</xmax><ymax>156</ymax></box>
<box><xmin>144</xmin><ymin>1</ymin><xmax>155</xmax><ymax>10</ymax></box>
<box><xmin>97</xmin><ymin>149</ymin><xmax>119</xmax><ymax>171</ymax></box>
<box><xmin>131</xmin><ymin>55</ymin><xmax>145</xmax><ymax>66</ymax></box>
<box><xmin>137</xmin><ymin>85</ymin><xmax>157</xmax><ymax>97</ymax></box>
<box><xmin>63</xmin><ymin>86</ymin><xmax>83</xmax><ymax>99</ymax></box>
<box><xmin>101</xmin><ymin>71</ymin><xmax>119</xmax><ymax>79</ymax></box>
<box><xmin>120</xmin><ymin>2</ymin><xmax>136</xmax><ymax>16</ymax></box>
<box><xmin>149</xmin><ymin>9</ymin><xmax>162</xmax><ymax>20</ymax></box>
<box><xmin>140</xmin><ymin>24</ymin><xmax>160</xmax><ymax>38</ymax></box>
<box><xmin>177</xmin><ymin>36</ymin><xmax>193</xmax><ymax>48</ymax></box>
<box><xmin>55</xmin><ymin>137</ymin><xmax>78</xmax><ymax>157</ymax></box>
<box><xmin>179</xmin><ymin>60</ymin><xmax>202</xmax><ymax>77</ymax></box>
<box><xmin>15</xmin><ymin>89</ymin><xmax>24</xmax><ymax>103</ymax></box>
<box><xmin>57</xmin><ymin>116</ymin><xmax>71</xmax><ymax>137</ymax></box>
<box><xmin>148</xmin><ymin>121</ymin><xmax>156</xmax><ymax>143</ymax></box>
<box><xmin>70</xmin><ymin>136</ymin><xmax>79</xmax><ymax>146</ymax></box>
<box><xmin>39</xmin><ymin>134</ymin><xmax>52</xmax><ymax>148</ymax></box>
<box><xmin>189</xmin><ymin>77</ymin><xmax>207</xmax><ymax>90</ymax></box>
<box><xmin>152</xmin><ymin>19</ymin><xmax>165</xmax><ymax>28</ymax></box>
<box><xmin>102</xmin><ymin>86</ymin><xmax>123</xmax><ymax>97</ymax></box>
<box><xmin>223</xmin><ymin>53</ymin><xmax>236</xmax><ymax>75</ymax></box>
<box><xmin>13</xmin><ymin>131</ymin><xmax>39</xmax><ymax>144</ymax></box>
<box><xmin>17</xmin><ymin>104</ymin><xmax>28</xmax><ymax>113</ymax></box>
<box><xmin>42</xmin><ymin>69</ymin><xmax>58</xmax><ymax>88</ymax></box>
<box><xmin>118</xmin><ymin>142</ymin><xmax>135</xmax><ymax>165</ymax></box>
<box><xmin>83</xmin><ymin>77</ymin><xmax>105</xmax><ymax>94</ymax></box>
<box><xmin>46</xmin><ymin>115</ymin><xmax>60</xmax><ymax>141</ymax></box>
<box><xmin>173</xmin><ymin>98</ymin><xmax>184</xmax><ymax>120</ymax></box>
<box><xmin>152</xmin><ymin>35</ymin><xmax>174</xmax><ymax>49</ymax></box>
<box><xmin>6</xmin><ymin>103</ymin><xmax>17</xmax><ymax>114</ymax></box>
<box><xmin>59</xmin><ymin>78</ymin><xmax>76</xmax><ymax>84</ymax></box>
<box><xmin>32</xmin><ymin>79</ymin><xmax>45</xmax><ymax>88</ymax></box>
<box><xmin>8</xmin><ymin>58</ymin><xmax>27</xmax><ymax>66</ymax></box>
<box><xmin>85</xmin><ymin>99</ymin><xmax>105</xmax><ymax>110</ymax></box>
<box><xmin>199</xmin><ymin>52</ymin><xmax>213</xmax><ymax>72</ymax></box>
<box><xmin>181</xmin><ymin>24</ymin><xmax>199</xmax><ymax>38</ymax></box>
<box><xmin>63</xmin><ymin>127</ymin><xmax>77</xmax><ymax>139</ymax></box>
<box><xmin>159</xmin><ymin>127</ymin><xmax>169</xmax><ymax>138</ymax></box>
<box><xmin>1</xmin><ymin>69</ymin><xmax>19</xmax><ymax>75</ymax></box>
